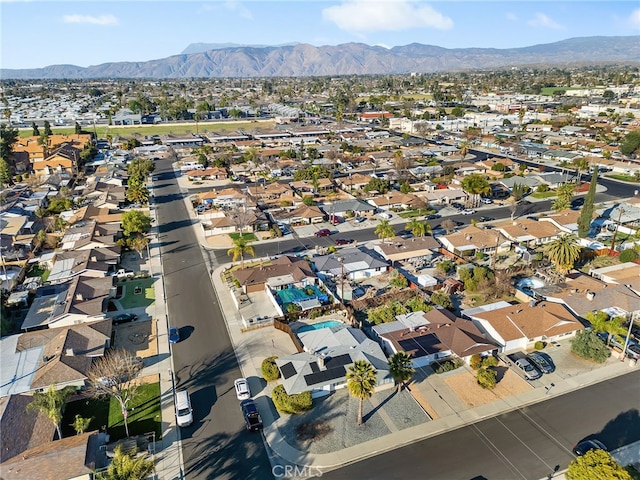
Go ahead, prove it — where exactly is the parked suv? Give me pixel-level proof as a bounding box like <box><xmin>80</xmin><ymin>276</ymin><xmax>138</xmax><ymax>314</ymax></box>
<box><xmin>515</xmin><ymin>358</ymin><xmax>541</xmax><ymax>380</ymax></box>
<box><xmin>527</xmin><ymin>352</ymin><xmax>554</xmax><ymax>374</ymax></box>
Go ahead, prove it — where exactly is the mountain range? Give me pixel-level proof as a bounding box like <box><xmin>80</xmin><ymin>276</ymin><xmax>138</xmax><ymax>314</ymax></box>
<box><xmin>2</xmin><ymin>36</ymin><xmax>638</xmax><ymax>80</ymax></box>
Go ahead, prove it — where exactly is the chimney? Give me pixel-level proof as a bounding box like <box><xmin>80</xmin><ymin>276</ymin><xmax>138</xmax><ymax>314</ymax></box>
<box><xmin>586</xmin><ymin>291</ymin><xmax>595</xmax><ymax>301</ymax></box>
<box><xmin>317</xmin><ymin>356</ymin><xmax>325</xmax><ymax>369</ymax></box>
<box><xmin>65</xmin><ymin>348</ymin><xmax>74</xmax><ymax>356</ymax></box>
<box><xmin>75</xmin><ymin>293</ymin><xmax>84</xmax><ymax>301</ymax></box>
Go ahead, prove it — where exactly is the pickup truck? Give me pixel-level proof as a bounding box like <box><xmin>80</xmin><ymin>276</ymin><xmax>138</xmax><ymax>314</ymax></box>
<box><xmin>112</xmin><ymin>268</ymin><xmax>135</xmax><ymax>279</ymax></box>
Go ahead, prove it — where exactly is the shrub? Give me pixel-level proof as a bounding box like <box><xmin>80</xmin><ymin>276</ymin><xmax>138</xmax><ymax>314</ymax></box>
<box><xmin>619</xmin><ymin>249</ymin><xmax>638</xmax><ymax>263</ymax></box>
<box><xmin>477</xmin><ymin>368</ymin><xmax>497</xmax><ymax>389</ymax></box>
<box><xmin>272</xmin><ymin>385</ymin><xmax>313</xmax><ymax>414</ymax></box>
<box><xmin>470</xmin><ymin>354</ymin><xmax>483</xmax><ymax>370</ymax></box>
<box><xmin>286</xmin><ymin>303</ymin><xmax>302</xmax><ymax>314</ymax></box>
<box><xmin>437</xmin><ymin>260</ymin><xmax>454</xmax><ymax>274</ymax></box>
<box><xmin>571</xmin><ymin>330</ymin><xmax>610</xmax><ymax>363</ymax></box>
<box><xmin>434</xmin><ymin>358</ymin><xmax>463</xmax><ymax>374</ymax></box>
<box><xmin>261</xmin><ymin>356</ymin><xmax>281</xmax><ymax>381</ymax></box>
<box><xmin>534</xmin><ymin>340</ymin><xmax>545</xmax><ymax>350</ymax></box>
<box><xmin>481</xmin><ymin>355</ymin><xmax>499</xmax><ymax>368</ymax></box>
<box><xmin>430</xmin><ymin>291</ymin><xmax>453</xmax><ymax>310</ymax></box>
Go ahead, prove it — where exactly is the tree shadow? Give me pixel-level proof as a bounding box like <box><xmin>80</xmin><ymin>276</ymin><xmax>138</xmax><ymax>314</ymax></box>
<box><xmin>362</xmin><ymin>389</ymin><xmax>397</xmax><ymax>423</ymax></box>
<box><xmin>493</xmin><ymin>365</ymin><xmax>508</xmax><ymax>383</ymax></box>
<box><xmin>158</xmin><ymin>218</ymin><xmax>196</xmax><ymax>234</ymax></box>
<box><xmin>595</xmin><ymin>409</ymin><xmax>640</xmax><ymax>450</ymax></box>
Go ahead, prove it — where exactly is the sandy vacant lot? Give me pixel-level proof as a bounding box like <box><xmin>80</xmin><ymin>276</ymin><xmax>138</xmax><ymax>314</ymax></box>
<box><xmin>444</xmin><ymin>364</ymin><xmax>532</xmax><ymax>408</ymax></box>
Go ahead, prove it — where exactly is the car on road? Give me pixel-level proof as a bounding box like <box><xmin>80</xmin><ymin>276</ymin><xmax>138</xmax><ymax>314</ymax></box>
<box><xmin>169</xmin><ymin>327</ymin><xmax>180</xmax><ymax>344</ymax></box>
<box><xmin>425</xmin><ymin>214</ymin><xmax>441</xmax><ymax>220</ymax></box>
<box><xmin>234</xmin><ymin>378</ymin><xmax>251</xmax><ymax>400</ymax></box>
<box><xmin>515</xmin><ymin>358</ymin><xmax>541</xmax><ymax>380</ymax></box>
<box><xmin>527</xmin><ymin>352</ymin><xmax>554</xmax><ymax>374</ymax></box>
<box><xmin>314</xmin><ymin>228</ymin><xmax>332</xmax><ymax>237</ymax></box>
<box><xmin>240</xmin><ymin>399</ymin><xmax>263</xmax><ymax>431</ymax></box>
<box><xmin>460</xmin><ymin>209</ymin><xmax>476</xmax><ymax>215</ymax></box>
<box><xmin>479</xmin><ymin>216</ymin><xmax>495</xmax><ymax>222</ymax></box>
<box><xmin>335</xmin><ymin>238</ymin><xmax>353</xmax><ymax>246</ymax></box>
<box><xmin>572</xmin><ymin>439</ymin><xmax>607</xmax><ymax>456</ymax></box>
<box><xmin>112</xmin><ymin>313</ymin><xmax>138</xmax><ymax>325</ymax></box>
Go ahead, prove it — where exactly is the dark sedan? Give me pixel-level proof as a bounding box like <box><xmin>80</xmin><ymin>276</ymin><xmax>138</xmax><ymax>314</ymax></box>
<box><xmin>572</xmin><ymin>439</ymin><xmax>607</xmax><ymax>456</ymax></box>
<box><xmin>314</xmin><ymin>228</ymin><xmax>332</xmax><ymax>237</ymax></box>
<box><xmin>112</xmin><ymin>313</ymin><xmax>138</xmax><ymax>325</ymax></box>
<box><xmin>335</xmin><ymin>238</ymin><xmax>353</xmax><ymax>246</ymax></box>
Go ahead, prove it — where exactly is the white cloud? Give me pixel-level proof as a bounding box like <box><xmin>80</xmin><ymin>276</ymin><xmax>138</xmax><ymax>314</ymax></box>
<box><xmin>322</xmin><ymin>0</ymin><xmax>453</xmax><ymax>34</ymax></box>
<box><xmin>505</xmin><ymin>12</ymin><xmax>518</xmax><ymax>22</ymax></box>
<box><xmin>526</xmin><ymin>13</ymin><xmax>563</xmax><ymax>30</ymax></box>
<box><xmin>62</xmin><ymin>14</ymin><xmax>118</xmax><ymax>26</ymax></box>
<box><xmin>629</xmin><ymin>8</ymin><xmax>640</xmax><ymax>29</ymax></box>
<box><xmin>201</xmin><ymin>1</ymin><xmax>253</xmax><ymax>20</ymax></box>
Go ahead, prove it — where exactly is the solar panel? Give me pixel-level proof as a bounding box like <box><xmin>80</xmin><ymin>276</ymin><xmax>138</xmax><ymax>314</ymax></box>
<box><xmin>309</xmin><ymin>362</ymin><xmax>319</xmax><ymax>373</ymax></box>
<box><xmin>325</xmin><ymin>353</ymin><xmax>351</xmax><ymax>368</ymax></box>
<box><xmin>304</xmin><ymin>366</ymin><xmax>346</xmax><ymax>386</ymax></box>
<box><xmin>280</xmin><ymin>362</ymin><xmax>297</xmax><ymax>379</ymax></box>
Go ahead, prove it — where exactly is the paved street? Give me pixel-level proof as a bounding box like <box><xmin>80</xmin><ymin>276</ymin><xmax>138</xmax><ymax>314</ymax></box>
<box><xmin>154</xmin><ymin>158</ymin><xmax>272</xmax><ymax>479</ymax></box>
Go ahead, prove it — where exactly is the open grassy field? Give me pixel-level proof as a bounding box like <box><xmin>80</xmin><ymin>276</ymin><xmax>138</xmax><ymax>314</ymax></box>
<box><xmin>539</xmin><ymin>87</ymin><xmax>585</xmax><ymax>96</ymax></box>
<box><xmin>18</xmin><ymin>119</ymin><xmax>275</xmax><ymax>138</ymax></box>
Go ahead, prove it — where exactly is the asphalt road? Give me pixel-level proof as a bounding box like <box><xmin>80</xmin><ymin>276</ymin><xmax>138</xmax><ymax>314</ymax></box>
<box><xmin>321</xmin><ymin>370</ymin><xmax>640</xmax><ymax>480</ymax></box>
<box><xmin>153</xmin><ymin>158</ymin><xmax>273</xmax><ymax>480</ymax></box>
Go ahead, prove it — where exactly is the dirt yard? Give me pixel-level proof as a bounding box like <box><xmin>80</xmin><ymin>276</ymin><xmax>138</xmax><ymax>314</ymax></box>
<box><xmin>113</xmin><ymin>319</ymin><xmax>158</xmax><ymax>358</ymax></box>
<box><xmin>443</xmin><ymin>364</ymin><xmax>532</xmax><ymax>408</ymax></box>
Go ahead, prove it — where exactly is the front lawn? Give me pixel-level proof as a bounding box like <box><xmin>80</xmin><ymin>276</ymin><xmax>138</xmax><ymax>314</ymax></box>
<box><xmin>229</xmin><ymin>232</ymin><xmax>257</xmax><ymax>242</ymax></box>
<box><xmin>606</xmin><ymin>173</ymin><xmax>640</xmax><ymax>183</ymax></box>
<box><xmin>62</xmin><ymin>382</ymin><xmax>162</xmax><ymax>441</ymax></box>
<box><xmin>398</xmin><ymin>209</ymin><xmax>433</xmax><ymax>219</ymax></box>
<box><xmin>530</xmin><ymin>191</ymin><xmax>557</xmax><ymax>199</ymax></box>
<box><xmin>118</xmin><ymin>278</ymin><xmax>156</xmax><ymax>309</ymax></box>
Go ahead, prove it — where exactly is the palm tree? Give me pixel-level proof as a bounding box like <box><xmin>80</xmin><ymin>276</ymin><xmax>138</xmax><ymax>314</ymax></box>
<box><xmin>461</xmin><ymin>174</ymin><xmax>491</xmax><ymax>208</ymax></box>
<box><xmin>405</xmin><ymin>218</ymin><xmax>432</xmax><ymax>237</ymax></box>
<box><xmin>388</xmin><ymin>352</ymin><xmax>415</xmax><ymax>393</ymax></box>
<box><xmin>544</xmin><ymin>234</ymin><xmax>582</xmax><ymax>274</ymax></box>
<box><xmin>26</xmin><ymin>384</ymin><xmax>75</xmax><ymax>439</ymax></box>
<box><xmin>227</xmin><ymin>236</ymin><xmax>255</xmax><ymax>269</ymax></box>
<box><xmin>374</xmin><ymin>219</ymin><xmax>395</xmax><ymax>243</ymax></box>
<box><xmin>457</xmin><ymin>141</ymin><xmax>470</xmax><ymax>173</ymax></box>
<box><xmin>587</xmin><ymin>312</ymin><xmax>627</xmax><ymax>346</ymax></box>
<box><xmin>346</xmin><ymin>360</ymin><xmax>377</xmax><ymax>425</ymax></box>
<box><xmin>95</xmin><ymin>444</ymin><xmax>155</xmax><ymax>480</ymax></box>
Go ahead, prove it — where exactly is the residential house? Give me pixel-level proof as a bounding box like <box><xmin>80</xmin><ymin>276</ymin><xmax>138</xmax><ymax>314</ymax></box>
<box><xmin>336</xmin><ymin>173</ymin><xmax>371</xmax><ymax>191</ymax></box>
<box><xmin>290</xmin><ymin>178</ymin><xmax>334</xmax><ymax>195</ymax></box>
<box><xmin>275</xmin><ymin>325</ymin><xmax>391</xmax><ymax>397</ymax></box>
<box><xmin>0</xmin><ymin>319</ymin><xmax>112</xmax><ymax>396</ymax></box>
<box><xmin>64</xmin><ymin>205</ymin><xmax>122</xmax><ymax>226</ymax></box>
<box><xmin>160</xmin><ymin>134</ymin><xmax>205</xmax><ymax>149</ymax></box>
<box><xmin>420</xmin><ymin>187</ymin><xmax>468</xmax><ymax>206</ymax></box>
<box><xmin>247</xmin><ymin>182</ymin><xmax>297</xmax><ymax>205</ymax></box>
<box><xmin>184</xmin><ymin>167</ymin><xmax>229</xmax><ymax>181</ymax></box>
<box><xmin>232</xmin><ymin>255</ymin><xmax>317</xmax><ymax>294</ymax></box>
<box><xmin>0</xmin><ymin>430</ymin><xmax>109</xmax><ymax>480</ymax></box>
<box><xmin>495</xmin><ymin>219</ymin><xmax>563</xmax><ymax>247</ymax></box>
<box><xmin>0</xmin><ymin>213</ymin><xmax>36</xmax><ymax>261</ymax></box>
<box><xmin>374</xmin><ymin>235</ymin><xmax>441</xmax><ymax>266</ymax></box>
<box><xmin>538</xmin><ymin>209</ymin><xmax>582</xmax><ymax>234</ymax></box>
<box><xmin>59</xmin><ymin>220</ymin><xmax>120</xmax><ymax>251</ymax></box>
<box><xmin>269</xmin><ymin>204</ymin><xmax>326</xmax><ymax>226</ymax></box>
<box><xmin>589</xmin><ymin>262</ymin><xmax>640</xmax><ymax>295</ymax></box>
<box><xmin>312</xmin><ymin>247</ymin><xmax>388</xmax><ymax>281</ymax></box>
<box><xmin>196</xmin><ymin>188</ymin><xmax>252</xmax><ymax>209</ymax></box>
<box><xmin>32</xmin><ymin>145</ymin><xmax>80</xmax><ymax>179</ymax></box>
<box><xmin>202</xmin><ymin>209</ymin><xmax>269</xmax><ymax>236</ymax></box>
<box><xmin>373</xmin><ymin>309</ymin><xmax>499</xmax><ymax>367</ymax></box>
<box><xmin>20</xmin><ymin>276</ymin><xmax>114</xmax><ymax>331</ymax></box>
<box><xmin>0</xmin><ymin>394</ymin><xmax>56</xmax><ymax>463</ymax></box>
<box><xmin>368</xmin><ymin>191</ymin><xmax>429</xmax><ymax>212</ymax></box>
<box><xmin>47</xmin><ymin>247</ymin><xmax>121</xmax><ymax>283</ymax></box>
<box><xmin>111</xmin><ymin>108</ymin><xmax>141</xmax><ymax>125</ymax></box>
<box><xmin>328</xmin><ymin>199</ymin><xmax>377</xmax><ymax>218</ymax></box>
<box><xmin>464</xmin><ymin>301</ymin><xmax>584</xmax><ymax>352</ymax></box>
<box><xmin>439</xmin><ymin>226</ymin><xmax>511</xmax><ymax>257</ymax></box>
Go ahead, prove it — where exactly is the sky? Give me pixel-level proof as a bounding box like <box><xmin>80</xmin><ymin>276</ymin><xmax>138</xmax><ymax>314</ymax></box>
<box><xmin>1</xmin><ymin>0</ymin><xmax>639</xmax><ymax>70</ymax></box>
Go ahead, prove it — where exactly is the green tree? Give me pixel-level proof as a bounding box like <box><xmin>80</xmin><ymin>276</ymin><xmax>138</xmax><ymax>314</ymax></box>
<box><xmin>552</xmin><ymin>183</ymin><xmax>575</xmax><ymax>211</ymax></box>
<box><xmin>388</xmin><ymin>352</ymin><xmax>415</xmax><ymax>393</ymax></box>
<box><xmin>619</xmin><ymin>131</ymin><xmax>640</xmax><ymax>156</ymax></box>
<box><xmin>121</xmin><ymin>210</ymin><xmax>152</xmax><ymax>237</ymax></box>
<box><xmin>127</xmin><ymin>158</ymin><xmax>155</xmax><ymax>178</ymax></box>
<box><xmin>566</xmin><ymin>449</ymin><xmax>631</xmax><ymax>480</ymax></box>
<box><xmin>461</xmin><ymin>174</ymin><xmax>491</xmax><ymax>207</ymax></box>
<box><xmin>75</xmin><ymin>122</ymin><xmax>82</xmax><ymax>134</ymax></box>
<box><xmin>0</xmin><ymin>158</ymin><xmax>12</xmax><ymax>186</ymax></box>
<box><xmin>126</xmin><ymin>180</ymin><xmax>150</xmax><ymax>205</ymax></box>
<box><xmin>227</xmin><ymin>237</ymin><xmax>255</xmax><ymax>269</ymax></box>
<box><xmin>405</xmin><ymin>218</ymin><xmax>431</xmax><ymax>237</ymax></box>
<box><xmin>261</xmin><ymin>356</ymin><xmax>281</xmax><ymax>381</ymax></box>
<box><xmin>363</xmin><ymin>177</ymin><xmax>391</xmax><ymax>194</ymax></box>
<box><xmin>32</xmin><ymin>122</ymin><xmax>40</xmax><ymax>136</ymax></box>
<box><xmin>95</xmin><ymin>444</ymin><xmax>155</xmax><ymax>480</ymax></box>
<box><xmin>71</xmin><ymin>414</ymin><xmax>93</xmax><ymax>435</ymax></box>
<box><xmin>571</xmin><ymin>330</ymin><xmax>610</xmax><ymax>363</ymax></box>
<box><xmin>544</xmin><ymin>234</ymin><xmax>581</xmax><ymax>274</ymax></box>
<box><xmin>129</xmin><ymin>235</ymin><xmax>150</xmax><ymax>259</ymax></box>
<box><xmin>0</xmin><ymin>123</ymin><xmax>19</xmax><ymax>160</ymax></box>
<box><xmin>26</xmin><ymin>384</ymin><xmax>75</xmax><ymax>439</ymax></box>
<box><xmin>587</xmin><ymin>312</ymin><xmax>627</xmax><ymax>347</ymax></box>
<box><xmin>476</xmin><ymin>367</ymin><xmax>498</xmax><ymax>389</ymax></box>
<box><xmin>43</xmin><ymin>120</ymin><xmax>53</xmax><ymax>136</ymax></box>
<box><xmin>374</xmin><ymin>219</ymin><xmax>395</xmax><ymax>243</ymax></box>
<box><xmin>430</xmin><ymin>291</ymin><xmax>453</xmax><ymax>309</ymax></box>
<box><xmin>577</xmin><ymin>168</ymin><xmax>598</xmax><ymax>238</ymax></box>
<box><xmin>346</xmin><ymin>360</ymin><xmax>377</xmax><ymax>425</ymax></box>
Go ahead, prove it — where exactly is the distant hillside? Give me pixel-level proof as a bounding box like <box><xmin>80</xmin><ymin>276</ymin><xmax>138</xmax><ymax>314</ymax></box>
<box><xmin>181</xmin><ymin>42</ymin><xmax>300</xmax><ymax>54</ymax></box>
<box><xmin>2</xmin><ymin>36</ymin><xmax>638</xmax><ymax>79</ymax></box>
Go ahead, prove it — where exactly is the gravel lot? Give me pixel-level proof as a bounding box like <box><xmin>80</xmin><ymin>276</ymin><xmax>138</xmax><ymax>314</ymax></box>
<box><xmin>276</xmin><ymin>387</ymin><xmax>429</xmax><ymax>454</ymax></box>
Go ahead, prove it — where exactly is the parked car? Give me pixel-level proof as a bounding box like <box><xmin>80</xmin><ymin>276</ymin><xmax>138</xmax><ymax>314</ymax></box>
<box><xmin>460</xmin><ymin>209</ymin><xmax>476</xmax><ymax>215</ymax></box>
<box><xmin>425</xmin><ymin>214</ymin><xmax>441</xmax><ymax>220</ymax></box>
<box><xmin>314</xmin><ymin>229</ymin><xmax>332</xmax><ymax>237</ymax></box>
<box><xmin>329</xmin><ymin>216</ymin><xmax>343</xmax><ymax>225</ymax></box>
<box><xmin>354</xmin><ymin>216</ymin><xmax>365</xmax><ymax>223</ymax></box>
<box><xmin>240</xmin><ymin>400</ymin><xmax>263</xmax><ymax>431</ymax></box>
<box><xmin>112</xmin><ymin>268</ymin><xmax>135</xmax><ymax>280</ymax></box>
<box><xmin>627</xmin><ymin>343</ymin><xmax>640</xmax><ymax>360</ymax></box>
<box><xmin>480</xmin><ymin>197</ymin><xmax>493</xmax><ymax>204</ymax></box>
<box><xmin>335</xmin><ymin>238</ymin><xmax>353</xmax><ymax>246</ymax></box>
<box><xmin>479</xmin><ymin>216</ymin><xmax>495</xmax><ymax>222</ymax></box>
<box><xmin>379</xmin><ymin>212</ymin><xmax>392</xmax><ymax>219</ymax></box>
<box><xmin>573</xmin><ymin>439</ymin><xmax>607</xmax><ymax>456</ymax></box>
<box><xmin>169</xmin><ymin>327</ymin><xmax>180</xmax><ymax>344</ymax></box>
<box><xmin>515</xmin><ymin>358</ymin><xmax>541</xmax><ymax>380</ymax></box>
<box><xmin>175</xmin><ymin>390</ymin><xmax>193</xmax><ymax>427</ymax></box>
<box><xmin>234</xmin><ymin>378</ymin><xmax>251</xmax><ymax>400</ymax></box>
<box><xmin>112</xmin><ymin>313</ymin><xmax>138</xmax><ymax>325</ymax></box>
<box><xmin>527</xmin><ymin>352</ymin><xmax>554</xmax><ymax>374</ymax></box>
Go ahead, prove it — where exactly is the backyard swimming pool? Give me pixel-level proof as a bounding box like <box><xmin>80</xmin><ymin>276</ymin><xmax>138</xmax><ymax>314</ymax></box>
<box><xmin>517</xmin><ymin>277</ymin><xmax>546</xmax><ymax>289</ymax></box>
<box><xmin>296</xmin><ymin>321</ymin><xmax>343</xmax><ymax>333</ymax></box>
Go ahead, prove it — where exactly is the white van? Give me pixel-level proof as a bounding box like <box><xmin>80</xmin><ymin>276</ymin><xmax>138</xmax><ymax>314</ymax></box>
<box><xmin>175</xmin><ymin>390</ymin><xmax>193</xmax><ymax>427</ymax></box>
